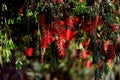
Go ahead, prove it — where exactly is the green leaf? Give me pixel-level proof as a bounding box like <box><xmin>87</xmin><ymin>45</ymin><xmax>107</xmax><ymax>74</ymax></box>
<box><xmin>8</xmin><ymin>18</ymin><xmax>14</xmax><ymax>24</ymax></box>
<box><xmin>8</xmin><ymin>38</ymin><xmax>15</xmax><ymax>49</ymax></box>
<box><xmin>15</xmin><ymin>60</ymin><xmax>23</xmax><ymax>70</ymax></box>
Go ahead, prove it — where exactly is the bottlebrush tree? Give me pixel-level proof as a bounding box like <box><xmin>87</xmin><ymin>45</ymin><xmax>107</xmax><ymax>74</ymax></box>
<box><xmin>0</xmin><ymin>0</ymin><xmax>120</xmax><ymax>80</ymax></box>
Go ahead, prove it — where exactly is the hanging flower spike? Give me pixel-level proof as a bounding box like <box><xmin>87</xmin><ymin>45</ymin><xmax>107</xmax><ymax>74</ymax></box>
<box><xmin>113</xmin><ymin>0</ymin><xmax>118</xmax><ymax>5</ymax></box>
<box><xmin>104</xmin><ymin>40</ymin><xmax>116</xmax><ymax>60</ymax></box>
<box><xmin>52</xmin><ymin>18</ymin><xmax>66</xmax><ymax>35</ymax></box>
<box><xmin>86</xmin><ymin>60</ymin><xmax>91</xmax><ymax>68</ymax></box>
<box><xmin>81</xmin><ymin>16</ymin><xmax>102</xmax><ymax>34</ymax></box>
<box><xmin>106</xmin><ymin>44</ymin><xmax>115</xmax><ymax>60</ymax></box>
<box><xmin>82</xmin><ymin>50</ymin><xmax>88</xmax><ymax>59</ymax></box>
<box><xmin>57</xmin><ymin>34</ymin><xmax>66</xmax><ymax>58</ymax></box>
<box><xmin>79</xmin><ymin>0</ymin><xmax>85</xmax><ymax>2</ymax></box>
<box><xmin>104</xmin><ymin>40</ymin><xmax>111</xmax><ymax>51</ymax></box>
<box><xmin>52</xmin><ymin>0</ymin><xmax>63</xmax><ymax>4</ymax></box>
<box><xmin>66</xmin><ymin>16</ymin><xmax>75</xmax><ymax>29</ymax></box>
<box><xmin>93</xmin><ymin>15</ymin><xmax>102</xmax><ymax>28</ymax></box>
<box><xmin>81</xmin><ymin>21</ymin><xmax>94</xmax><ymax>34</ymax></box>
<box><xmin>110</xmin><ymin>23</ymin><xmax>119</xmax><ymax>31</ymax></box>
<box><xmin>52</xmin><ymin>18</ymin><xmax>61</xmax><ymax>28</ymax></box>
<box><xmin>74</xmin><ymin>16</ymin><xmax>80</xmax><ymax>25</ymax></box>
<box><xmin>18</xmin><ymin>5</ymin><xmax>24</xmax><ymax>15</ymax></box>
<box><xmin>25</xmin><ymin>47</ymin><xmax>34</xmax><ymax>57</ymax></box>
<box><xmin>113</xmin><ymin>9</ymin><xmax>117</xmax><ymax>14</ymax></box>
<box><xmin>82</xmin><ymin>38</ymin><xmax>90</xmax><ymax>48</ymax></box>
<box><xmin>38</xmin><ymin>14</ymin><xmax>47</xmax><ymax>27</ymax></box>
<box><xmin>65</xmin><ymin>29</ymin><xmax>76</xmax><ymax>42</ymax></box>
<box><xmin>59</xmin><ymin>21</ymin><xmax>65</xmax><ymax>27</ymax></box>
<box><xmin>53</xmin><ymin>27</ymin><xmax>66</xmax><ymax>36</ymax></box>
<box><xmin>40</xmin><ymin>29</ymin><xmax>55</xmax><ymax>49</ymax></box>
<box><xmin>57</xmin><ymin>0</ymin><xmax>64</xmax><ymax>4</ymax></box>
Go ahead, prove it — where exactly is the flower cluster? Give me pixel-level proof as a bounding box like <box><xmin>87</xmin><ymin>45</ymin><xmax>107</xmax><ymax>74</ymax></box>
<box><xmin>40</xmin><ymin>16</ymin><xmax>77</xmax><ymax>58</ymax></box>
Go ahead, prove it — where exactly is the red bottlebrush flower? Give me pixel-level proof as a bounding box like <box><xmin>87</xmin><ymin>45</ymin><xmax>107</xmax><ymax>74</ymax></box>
<box><xmin>52</xmin><ymin>0</ymin><xmax>63</xmax><ymax>3</ymax></box>
<box><xmin>81</xmin><ymin>21</ymin><xmax>94</xmax><ymax>34</ymax></box>
<box><xmin>66</xmin><ymin>16</ymin><xmax>75</xmax><ymax>29</ymax></box>
<box><xmin>18</xmin><ymin>5</ymin><xmax>24</xmax><ymax>15</ymax></box>
<box><xmin>38</xmin><ymin>14</ymin><xmax>47</xmax><ymax>27</ymax></box>
<box><xmin>74</xmin><ymin>16</ymin><xmax>80</xmax><ymax>25</ymax></box>
<box><xmin>86</xmin><ymin>60</ymin><xmax>91</xmax><ymax>68</ymax></box>
<box><xmin>79</xmin><ymin>0</ymin><xmax>84</xmax><ymax>2</ymax></box>
<box><xmin>52</xmin><ymin>18</ymin><xmax>61</xmax><ymax>28</ymax></box>
<box><xmin>82</xmin><ymin>51</ymin><xmax>88</xmax><ymax>59</ymax></box>
<box><xmin>54</xmin><ymin>27</ymin><xmax>66</xmax><ymax>35</ymax></box>
<box><xmin>110</xmin><ymin>23</ymin><xmax>119</xmax><ymax>31</ymax></box>
<box><xmin>81</xmin><ymin>16</ymin><xmax>102</xmax><ymax>34</ymax></box>
<box><xmin>52</xmin><ymin>18</ymin><xmax>66</xmax><ymax>35</ymax></box>
<box><xmin>25</xmin><ymin>47</ymin><xmax>34</xmax><ymax>57</ymax></box>
<box><xmin>59</xmin><ymin>21</ymin><xmax>65</xmax><ymax>27</ymax></box>
<box><xmin>113</xmin><ymin>9</ymin><xmax>117</xmax><ymax>14</ymax></box>
<box><xmin>82</xmin><ymin>38</ymin><xmax>90</xmax><ymax>47</ymax></box>
<box><xmin>104</xmin><ymin>40</ymin><xmax>111</xmax><ymax>51</ymax></box>
<box><xmin>93</xmin><ymin>16</ymin><xmax>102</xmax><ymax>27</ymax></box>
<box><xmin>58</xmin><ymin>33</ymin><xmax>66</xmax><ymax>40</ymax></box>
<box><xmin>40</xmin><ymin>29</ymin><xmax>55</xmax><ymax>49</ymax></box>
<box><xmin>65</xmin><ymin>29</ymin><xmax>76</xmax><ymax>41</ymax></box>
<box><xmin>57</xmin><ymin>0</ymin><xmax>63</xmax><ymax>3</ymax></box>
<box><xmin>106</xmin><ymin>44</ymin><xmax>115</xmax><ymax>60</ymax></box>
<box><xmin>57</xmin><ymin>38</ymin><xmax>66</xmax><ymax>58</ymax></box>
<box><xmin>113</xmin><ymin>0</ymin><xmax>118</xmax><ymax>5</ymax></box>
<box><xmin>104</xmin><ymin>40</ymin><xmax>115</xmax><ymax>60</ymax></box>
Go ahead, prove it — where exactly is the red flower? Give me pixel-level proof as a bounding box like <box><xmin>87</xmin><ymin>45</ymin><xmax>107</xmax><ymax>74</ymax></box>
<box><xmin>65</xmin><ymin>29</ymin><xmax>76</xmax><ymax>41</ymax></box>
<box><xmin>52</xmin><ymin>0</ymin><xmax>63</xmax><ymax>3</ymax></box>
<box><xmin>57</xmin><ymin>37</ymin><xmax>66</xmax><ymax>58</ymax></box>
<box><xmin>86</xmin><ymin>60</ymin><xmax>91</xmax><ymax>68</ymax></box>
<box><xmin>82</xmin><ymin>38</ymin><xmax>90</xmax><ymax>47</ymax></box>
<box><xmin>59</xmin><ymin>21</ymin><xmax>65</xmax><ymax>27</ymax></box>
<box><xmin>25</xmin><ymin>48</ymin><xmax>34</xmax><ymax>57</ymax></box>
<box><xmin>113</xmin><ymin>9</ymin><xmax>117</xmax><ymax>14</ymax></box>
<box><xmin>66</xmin><ymin>16</ymin><xmax>75</xmax><ymax>29</ymax></box>
<box><xmin>110</xmin><ymin>23</ymin><xmax>119</xmax><ymax>31</ymax></box>
<box><xmin>93</xmin><ymin>16</ymin><xmax>102</xmax><ymax>27</ymax></box>
<box><xmin>52</xmin><ymin>18</ymin><xmax>61</xmax><ymax>28</ymax></box>
<box><xmin>40</xmin><ymin>29</ymin><xmax>55</xmax><ymax>49</ymax></box>
<box><xmin>52</xmin><ymin>18</ymin><xmax>66</xmax><ymax>35</ymax></box>
<box><xmin>54</xmin><ymin>27</ymin><xmax>66</xmax><ymax>35</ymax></box>
<box><xmin>104</xmin><ymin>40</ymin><xmax>116</xmax><ymax>60</ymax></box>
<box><xmin>106</xmin><ymin>44</ymin><xmax>115</xmax><ymax>60</ymax></box>
<box><xmin>57</xmin><ymin>0</ymin><xmax>63</xmax><ymax>3</ymax></box>
<box><xmin>113</xmin><ymin>0</ymin><xmax>118</xmax><ymax>5</ymax></box>
<box><xmin>38</xmin><ymin>14</ymin><xmax>47</xmax><ymax>27</ymax></box>
<box><xmin>79</xmin><ymin>0</ymin><xmax>84</xmax><ymax>2</ymax></box>
<box><xmin>18</xmin><ymin>5</ymin><xmax>24</xmax><ymax>15</ymax></box>
<box><xmin>74</xmin><ymin>16</ymin><xmax>80</xmax><ymax>25</ymax></box>
<box><xmin>81</xmin><ymin>16</ymin><xmax>102</xmax><ymax>34</ymax></box>
<box><xmin>81</xmin><ymin>21</ymin><xmax>94</xmax><ymax>34</ymax></box>
<box><xmin>82</xmin><ymin>51</ymin><xmax>88</xmax><ymax>59</ymax></box>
